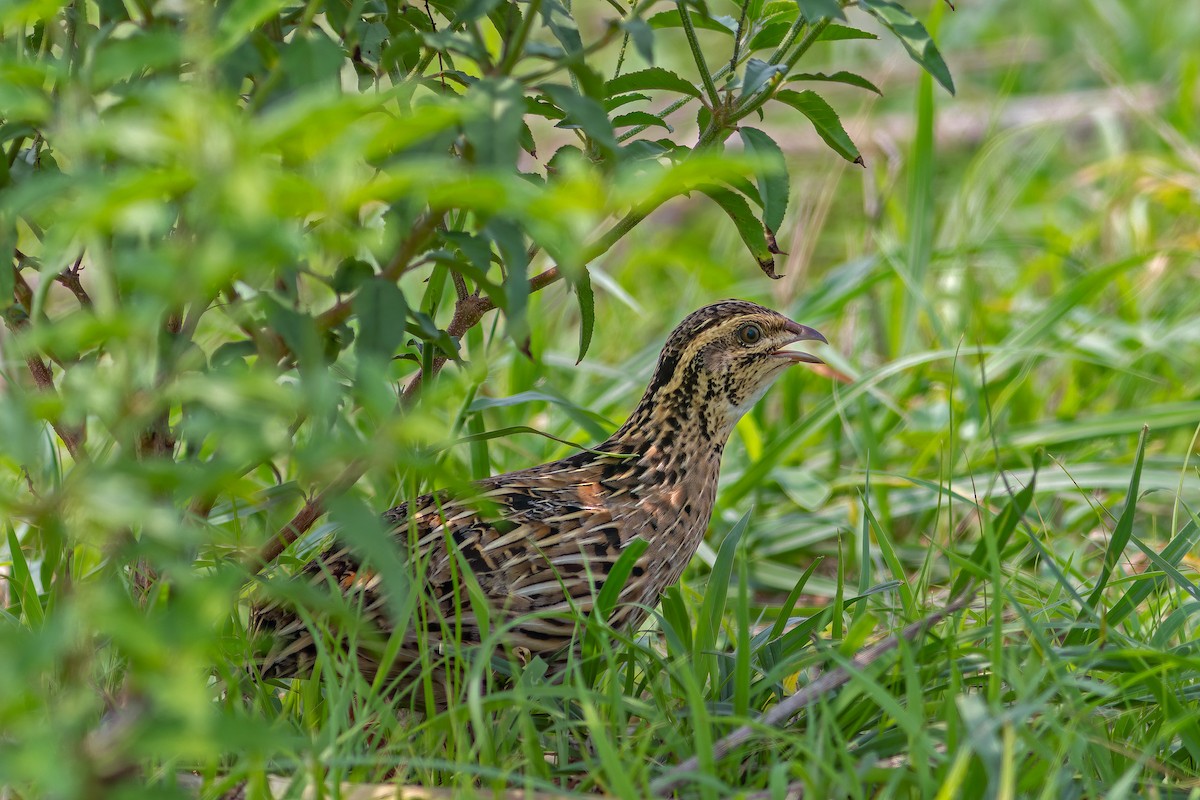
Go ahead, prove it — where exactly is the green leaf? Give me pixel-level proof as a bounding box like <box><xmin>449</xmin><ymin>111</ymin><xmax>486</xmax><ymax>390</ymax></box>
<box><xmin>604</xmin><ymin>92</ymin><xmax>652</xmax><ymax>111</ymax></box>
<box><xmin>539</xmin><ymin>84</ymin><xmax>619</xmax><ymax>157</ymax></box>
<box><xmin>818</xmin><ymin>24</ymin><xmax>878</xmax><ymax>41</ymax></box>
<box><xmin>738</xmin><ymin>127</ymin><xmax>789</xmax><ymax>232</ymax></box>
<box><xmin>774</xmin><ymin>89</ymin><xmax>862</xmax><ymax>165</ymax></box>
<box><xmin>694</xmin><ymin>510</ymin><xmax>752</xmax><ymax>688</ymax></box>
<box><xmin>486</xmin><ymin>219</ymin><xmax>531</xmax><ymax>347</ymax></box>
<box><xmin>330</xmin><ymin>258</ymin><xmax>376</xmax><ymax>294</ymax></box>
<box><xmin>539</xmin><ymin>0</ymin><xmax>583</xmax><ymax>53</ymax></box>
<box><xmin>1083</xmin><ymin>427</ymin><xmax>1148</xmax><ymax>611</ymax></box>
<box><xmin>260</xmin><ymin>295</ymin><xmax>322</xmax><ymax>363</ymax></box>
<box><xmin>467</xmin><ymin>78</ymin><xmax>526</xmax><ymax>167</ymax></box>
<box><xmin>700</xmin><ymin>186</ymin><xmax>781</xmax><ymax>279</ymax></box>
<box><xmin>788</xmin><ymin>70</ymin><xmax>881</xmax><ymax>94</ymax></box>
<box><xmin>741</xmin><ymin>58</ymin><xmax>787</xmax><ymax>99</ymax></box>
<box><xmin>594</xmin><ymin>536</ymin><xmax>649</xmax><ymax>625</ymax></box>
<box><xmin>354</xmin><ymin>278</ymin><xmax>409</xmax><ymax>360</ymax></box>
<box><xmin>795</xmin><ymin>0</ymin><xmax>846</xmax><ymax>22</ymax></box>
<box><xmin>455</xmin><ymin>0</ymin><xmax>501</xmax><ymax>22</ymax></box>
<box><xmin>1107</xmin><ymin>517</ymin><xmax>1200</xmax><ymax>631</ymax></box>
<box><xmin>612</xmin><ymin>111</ymin><xmax>672</xmax><ymax>132</ymax></box>
<box><xmin>621</xmin><ymin>17</ymin><xmax>656</xmax><ymax>63</ymax></box>
<box><xmin>949</xmin><ymin>461</ymin><xmax>1038</xmax><ymax>598</ymax></box>
<box><xmin>860</xmin><ymin>0</ymin><xmax>954</xmax><ymax>95</ymax></box>
<box><xmin>215</xmin><ymin>0</ymin><xmax>288</xmax><ymax>56</ymax></box>
<box><xmin>646</xmin><ymin>9</ymin><xmax>737</xmax><ymax>34</ymax></box>
<box><xmin>604</xmin><ymin>66</ymin><xmax>703</xmax><ymax>99</ymax></box>
<box><xmin>6</xmin><ymin>524</ymin><xmax>43</xmax><ymax>626</ymax></box>
<box><xmin>574</xmin><ymin>269</ymin><xmax>595</xmax><ymax>363</ymax></box>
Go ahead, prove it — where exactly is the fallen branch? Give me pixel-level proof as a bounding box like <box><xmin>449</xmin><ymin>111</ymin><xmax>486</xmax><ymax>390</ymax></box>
<box><xmin>650</xmin><ymin>587</ymin><xmax>977</xmax><ymax>796</ymax></box>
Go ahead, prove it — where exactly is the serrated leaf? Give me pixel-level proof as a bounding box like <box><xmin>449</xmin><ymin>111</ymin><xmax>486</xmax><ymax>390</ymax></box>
<box><xmin>701</xmin><ymin>187</ymin><xmax>780</xmax><ymax>279</ymax></box>
<box><xmin>818</xmin><ymin>23</ymin><xmax>878</xmax><ymax>41</ymax></box>
<box><xmin>355</xmin><ymin>278</ymin><xmax>409</xmax><ymax>360</ymax></box>
<box><xmin>605</xmin><ymin>92</ymin><xmax>652</xmax><ymax>111</ymax></box>
<box><xmin>795</xmin><ymin>0</ymin><xmax>846</xmax><ymax>21</ymax></box>
<box><xmin>646</xmin><ymin>9</ymin><xmax>737</xmax><ymax>34</ymax></box>
<box><xmin>789</xmin><ymin>69</ymin><xmax>881</xmax><ymax>94</ymax></box>
<box><xmin>860</xmin><ymin>0</ymin><xmax>954</xmax><ymax>95</ymax></box>
<box><xmin>774</xmin><ymin>89</ymin><xmax>862</xmax><ymax>165</ymax></box>
<box><xmin>739</xmin><ymin>127</ymin><xmax>789</xmax><ymax>233</ymax></box>
<box><xmin>612</xmin><ymin>111</ymin><xmax>672</xmax><ymax>132</ymax></box>
<box><xmin>604</xmin><ymin>66</ymin><xmax>702</xmax><ymax>99</ymax></box>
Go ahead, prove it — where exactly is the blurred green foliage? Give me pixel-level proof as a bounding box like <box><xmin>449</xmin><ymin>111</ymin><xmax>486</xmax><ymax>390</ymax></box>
<box><xmin>3</xmin><ymin>0</ymin><xmax>1200</xmax><ymax>796</ymax></box>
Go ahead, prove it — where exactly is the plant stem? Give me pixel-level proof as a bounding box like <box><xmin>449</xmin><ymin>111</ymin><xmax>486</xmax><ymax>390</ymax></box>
<box><xmin>678</xmin><ymin>2</ymin><xmax>721</xmax><ymax>108</ymax></box>
<box><xmin>734</xmin><ymin>18</ymin><xmax>831</xmax><ymax>120</ymax></box>
<box><xmin>497</xmin><ymin>0</ymin><xmax>542</xmax><ymax>74</ymax></box>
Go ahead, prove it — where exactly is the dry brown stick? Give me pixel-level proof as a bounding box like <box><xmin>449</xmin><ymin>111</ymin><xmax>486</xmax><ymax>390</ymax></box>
<box><xmin>650</xmin><ymin>587</ymin><xmax>977</xmax><ymax>796</ymax></box>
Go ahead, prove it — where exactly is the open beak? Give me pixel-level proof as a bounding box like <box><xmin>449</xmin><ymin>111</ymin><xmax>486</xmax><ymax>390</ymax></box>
<box><xmin>772</xmin><ymin>321</ymin><xmax>828</xmax><ymax>364</ymax></box>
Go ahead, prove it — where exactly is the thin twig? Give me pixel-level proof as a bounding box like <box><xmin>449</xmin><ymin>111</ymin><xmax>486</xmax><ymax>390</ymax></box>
<box><xmin>5</xmin><ymin>259</ymin><xmax>87</xmax><ymax>459</ymax></box>
<box><xmin>248</xmin><ymin>458</ymin><xmax>368</xmax><ymax>573</ymax></box>
<box><xmin>316</xmin><ymin>211</ymin><xmax>442</xmax><ymax>331</ymax></box>
<box><xmin>650</xmin><ymin>587</ymin><xmax>977</xmax><ymax>796</ymax></box>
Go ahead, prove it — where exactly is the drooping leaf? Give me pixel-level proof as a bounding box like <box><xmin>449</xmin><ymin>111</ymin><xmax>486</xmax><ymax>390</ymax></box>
<box><xmin>700</xmin><ymin>186</ymin><xmax>781</xmax><ymax>279</ymax></box>
<box><xmin>860</xmin><ymin>0</ymin><xmax>954</xmax><ymax>95</ymax></box>
<box><xmin>539</xmin><ymin>84</ymin><xmax>620</xmax><ymax>158</ymax></box>
<box><xmin>621</xmin><ymin>17</ymin><xmax>656</xmax><ymax>63</ymax></box>
<box><xmin>774</xmin><ymin>88</ymin><xmax>862</xmax><ymax>165</ymax></box>
<box><xmin>466</xmin><ymin>78</ymin><xmax>526</xmax><ymax>167</ymax></box>
<box><xmin>738</xmin><ymin>127</ymin><xmax>789</xmax><ymax>232</ymax></box>
<box><xmin>486</xmin><ymin>219</ymin><xmax>531</xmax><ymax>348</ymax></box>
<box><xmin>741</xmin><ymin>58</ymin><xmax>787</xmax><ymax>99</ymax></box>
<box><xmin>354</xmin><ymin>278</ymin><xmax>409</xmax><ymax>360</ymax></box>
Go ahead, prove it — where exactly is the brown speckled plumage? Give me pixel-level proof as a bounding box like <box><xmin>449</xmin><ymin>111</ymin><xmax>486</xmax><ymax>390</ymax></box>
<box><xmin>252</xmin><ymin>300</ymin><xmax>826</xmax><ymax>702</ymax></box>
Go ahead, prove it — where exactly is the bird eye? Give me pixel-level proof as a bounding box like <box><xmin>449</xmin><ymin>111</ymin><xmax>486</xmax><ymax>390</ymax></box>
<box><xmin>737</xmin><ymin>324</ymin><xmax>762</xmax><ymax>345</ymax></box>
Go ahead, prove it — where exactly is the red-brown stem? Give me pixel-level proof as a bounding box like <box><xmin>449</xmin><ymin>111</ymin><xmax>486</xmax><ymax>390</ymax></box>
<box><xmin>248</xmin><ymin>459</ymin><xmax>367</xmax><ymax>572</ymax></box>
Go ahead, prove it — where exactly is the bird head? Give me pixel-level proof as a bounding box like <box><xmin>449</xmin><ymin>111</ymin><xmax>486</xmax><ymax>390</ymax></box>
<box><xmin>625</xmin><ymin>300</ymin><xmax>828</xmax><ymax>442</ymax></box>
